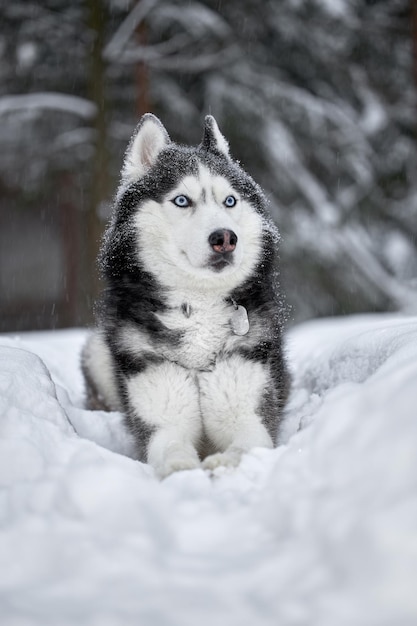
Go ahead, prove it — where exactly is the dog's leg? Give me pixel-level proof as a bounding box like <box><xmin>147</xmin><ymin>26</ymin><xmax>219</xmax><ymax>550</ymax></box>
<box><xmin>124</xmin><ymin>361</ymin><xmax>202</xmax><ymax>478</ymax></box>
<box><xmin>82</xmin><ymin>331</ymin><xmax>122</xmax><ymax>411</ymax></box>
<box><xmin>198</xmin><ymin>354</ymin><xmax>274</xmax><ymax>470</ymax></box>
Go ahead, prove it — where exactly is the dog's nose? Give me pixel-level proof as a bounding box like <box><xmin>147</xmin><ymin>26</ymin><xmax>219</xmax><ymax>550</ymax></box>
<box><xmin>208</xmin><ymin>229</ymin><xmax>238</xmax><ymax>254</ymax></box>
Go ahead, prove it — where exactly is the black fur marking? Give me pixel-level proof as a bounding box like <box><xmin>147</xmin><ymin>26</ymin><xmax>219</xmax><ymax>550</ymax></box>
<box><xmin>110</xmin><ymin>348</ymin><xmax>163</xmax><ymax>462</ymax></box>
<box><xmin>112</xmin><ymin>349</ymin><xmax>163</xmax><ymax>377</ymax></box>
<box><xmin>118</xmin><ymin>371</ymin><xmax>156</xmax><ymax>462</ymax></box>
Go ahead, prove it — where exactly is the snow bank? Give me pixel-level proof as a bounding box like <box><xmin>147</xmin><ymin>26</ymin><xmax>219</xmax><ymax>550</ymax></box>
<box><xmin>0</xmin><ymin>315</ymin><xmax>416</xmax><ymax>625</ymax></box>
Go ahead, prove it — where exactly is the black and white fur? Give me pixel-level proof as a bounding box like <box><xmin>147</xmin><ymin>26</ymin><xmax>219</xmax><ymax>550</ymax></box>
<box><xmin>82</xmin><ymin>113</ymin><xmax>290</xmax><ymax>478</ymax></box>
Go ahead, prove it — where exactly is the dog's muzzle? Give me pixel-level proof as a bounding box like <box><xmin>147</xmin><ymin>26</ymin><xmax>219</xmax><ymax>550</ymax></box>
<box><xmin>208</xmin><ymin>229</ymin><xmax>238</xmax><ymax>271</ymax></box>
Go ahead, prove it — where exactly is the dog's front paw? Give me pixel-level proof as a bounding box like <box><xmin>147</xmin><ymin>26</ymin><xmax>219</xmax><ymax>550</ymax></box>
<box><xmin>202</xmin><ymin>447</ymin><xmax>243</xmax><ymax>471</ymax></box>
<box><xmin>156</xmin><ymin>453</ymin><xmax>201</xmax><ymax>479</ymax></box>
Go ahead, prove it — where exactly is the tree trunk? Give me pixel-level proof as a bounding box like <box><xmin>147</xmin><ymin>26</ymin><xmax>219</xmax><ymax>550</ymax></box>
<box><xmin>413</xmin><ymin>0</ymin><xmax>417</xmax><ymax>91</ymax></box>
<box><xmin>136</xmin><ymin>19</ymin><xmax>150</xmax><ymax>117</ymax></box>
<box><xmin>80</xmin><ymin>0</ymin><xmax>109</xmax><ymax>325</ymax></box>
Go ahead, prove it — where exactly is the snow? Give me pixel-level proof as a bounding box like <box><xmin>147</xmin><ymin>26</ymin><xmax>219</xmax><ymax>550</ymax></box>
<box><xmin>0</xmin><ymin>94</ymin><xmax>96</xmax><ymax>119</ymax></box>
<box><xmin>1</xmin><ymin>314</ymin><xmax>417</xmax><ymax>625</ymax></box>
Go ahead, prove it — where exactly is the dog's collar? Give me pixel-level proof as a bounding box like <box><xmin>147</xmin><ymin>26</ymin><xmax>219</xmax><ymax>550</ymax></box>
<box><xmin>228</xmin><ymin>297</ymin><xmax>250</xmax><ymax>336</ymax></box>
<box><xmin>180</xmin><ymin>298</ymin><xmax>250</xmax><ymax>336</ymax></box>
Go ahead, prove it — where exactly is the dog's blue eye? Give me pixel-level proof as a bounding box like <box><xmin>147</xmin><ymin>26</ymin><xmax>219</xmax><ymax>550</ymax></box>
<box><xmin>172</xmin><ymin>195</ymin><xmax>191</xmax><ymax>208</ymax></box>
<box><xmin>224</xmin><ymin>195</ymin><xmax>237</xmax><ymax>208</ymax></box>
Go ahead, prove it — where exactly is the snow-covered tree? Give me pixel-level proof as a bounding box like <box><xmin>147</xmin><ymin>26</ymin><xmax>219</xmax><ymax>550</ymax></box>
<box><xmin>128</xmin><ymin>0</ymin><xmax>417</xmax><ymax>320</ymax></box>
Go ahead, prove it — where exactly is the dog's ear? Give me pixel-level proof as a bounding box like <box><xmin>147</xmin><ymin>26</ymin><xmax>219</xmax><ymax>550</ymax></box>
<box><xmin>122</xmin><ymin>113</ymin><xmax>170</xmax><ymax>183</ymax></box>
<box><xmin>201</xmin><ymin>115</ymin><xmax>230</xmax><ymax>158</ymax></box>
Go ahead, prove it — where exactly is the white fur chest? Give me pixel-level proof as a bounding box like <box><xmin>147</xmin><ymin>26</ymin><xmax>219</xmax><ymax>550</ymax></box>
<box><xmin>156</xmin><ymin>293</ymin><xmax>236</xmax><ymax>370</ymax></box>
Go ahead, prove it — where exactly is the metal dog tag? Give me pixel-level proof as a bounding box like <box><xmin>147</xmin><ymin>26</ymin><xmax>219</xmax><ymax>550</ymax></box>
<box><xmin>231</xmin><ymin>304</ymin><xmax>249</xmax><ymax>336</ymax></box>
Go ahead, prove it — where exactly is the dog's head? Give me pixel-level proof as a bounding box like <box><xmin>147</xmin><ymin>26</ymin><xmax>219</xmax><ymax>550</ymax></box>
<box><xmin>104</xmin><ymin>114</ymin><xmax>278</xmax><ymax>293</ymax></box>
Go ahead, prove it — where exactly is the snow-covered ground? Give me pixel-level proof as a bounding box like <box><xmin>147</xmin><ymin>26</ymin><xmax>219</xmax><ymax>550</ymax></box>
<box><xmin>1</xmin><ymin>313</ymin><xmax>417</xmax><ymax>626</ymax></box>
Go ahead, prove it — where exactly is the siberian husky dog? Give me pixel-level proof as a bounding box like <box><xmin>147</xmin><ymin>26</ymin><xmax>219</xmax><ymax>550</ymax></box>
<box><xmin>82</xmin><ymin>113</ymin><xmax>290</xmax><ymax>478</ymax></box>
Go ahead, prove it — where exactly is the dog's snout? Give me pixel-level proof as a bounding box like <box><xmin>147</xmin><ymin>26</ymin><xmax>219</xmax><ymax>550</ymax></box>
<box><xmin>208</xmin><ymin>229</ymin><xmax>238</xmax><ymax>254</ymax></box>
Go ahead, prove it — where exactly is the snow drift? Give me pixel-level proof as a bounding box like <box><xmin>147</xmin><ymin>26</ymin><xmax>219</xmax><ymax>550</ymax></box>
<box><xmin>1</xmin><ymin>314</ymin><xmax>416</xmax><ymax>625</ymax></box>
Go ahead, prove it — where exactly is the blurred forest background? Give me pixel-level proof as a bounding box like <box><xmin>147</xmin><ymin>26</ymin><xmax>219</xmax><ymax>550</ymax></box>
<box><xmin>0</xmin><ymin>0</ymin><xmax>416</xmax><ymax>331</ymax></box>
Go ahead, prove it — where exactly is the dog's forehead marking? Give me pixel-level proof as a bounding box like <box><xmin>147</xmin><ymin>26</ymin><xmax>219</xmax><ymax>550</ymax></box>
<box><xmin>171</xmin><ymin>164</ymin><xmax>235</xmax><ymax>204</ymax></box>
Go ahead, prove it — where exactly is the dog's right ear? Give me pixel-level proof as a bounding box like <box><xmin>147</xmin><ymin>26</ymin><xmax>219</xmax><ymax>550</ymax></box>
<box><xmin>122</xmin><ymin>113</ymin><xmax>170</xmax><ymax>183</ymax></box>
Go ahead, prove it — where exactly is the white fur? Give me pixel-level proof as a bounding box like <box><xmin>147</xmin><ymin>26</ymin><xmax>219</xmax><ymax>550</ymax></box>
<box><xmin>118</xmin><ymin>323</ymin><xmax>155</xmax><ymax>356</ymax></box>
<box><xmin>147</xmin><ymin>430</ymin><xmax>201</xmax><ymax>478</ymax></box>
<box><xmin>123</xmin><ymin>351</ymin><xmax>272</xmax><ymax>475</ymax></box>
<box><xmin>83</xmin><ymin>331</ymin><xmax>122</xmax><ymax>411</ymax></box>
<box><xmin>125</xmin><ymin>361</ymin><xmax>202</xmax><ymax>478</ymax></box>
<box><xmin>85</xmin><ymin>312</ymin><xmax>274</xmax><ymax>476</ymax></box>
<box><xmin>134</xmin><ymin>164</ymin><xmax>263</xmax><ymax>294</ymax></box>
<box><xmin>198</xmin><ymin>354</ymin><xmax>273</xmax><ymax>468</ymax></box>
<box><xmin>155</xmin><ymin>293</ymin><xmax>231</xmax><ymax>370</ymax></box>
<box><xmin>116</xmin><ymin>291</ymin><xmax>266</xmax><ymax>374</ymax></box>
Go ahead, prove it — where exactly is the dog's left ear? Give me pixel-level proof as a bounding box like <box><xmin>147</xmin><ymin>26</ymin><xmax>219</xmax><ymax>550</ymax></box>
<box><xmin>201</xmin><ymin>115</ymin><xmax>230</xmax><ymax>158</ymax></box>
<box><xmin>122</xmin><ymin>113</ymin><xmax>170</xmax><ymax>183</ymax></box>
